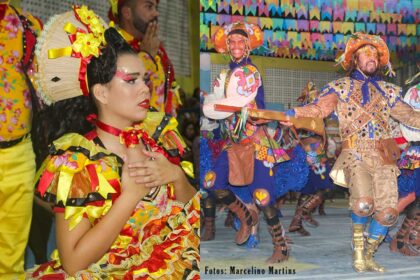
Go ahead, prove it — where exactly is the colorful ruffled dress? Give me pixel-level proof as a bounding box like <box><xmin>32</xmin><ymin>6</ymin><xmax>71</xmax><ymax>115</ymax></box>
<box><xmin>27</xmin><ymin>113</ymin><xmax>200</xmax><ymax>280</ymax></box>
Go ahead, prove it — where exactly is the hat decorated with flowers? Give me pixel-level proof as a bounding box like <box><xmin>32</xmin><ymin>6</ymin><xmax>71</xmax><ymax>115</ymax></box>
<box><xmin>35</xmin><ymin>5</ymin><xmax>108</xmax><ymax>105</ymax></box>
<box><xmin>336</xmin><ymin>32</ymin><xmax>394</xmax><ymax>76</ymax></box>
<box><xmin>213</xmin><ymin>21</ymin><xmax>264</xmax><ymax>54</ymax></box>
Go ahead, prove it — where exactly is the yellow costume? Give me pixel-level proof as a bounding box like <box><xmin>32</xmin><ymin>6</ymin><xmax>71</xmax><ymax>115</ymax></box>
<box><xmin>27</xmin><ymin>113</ymin><xmax>200</xmax><ymax>279</ymax></box>
<box><xmin>0</xmin><ymin>4</ymin><xmax>41</xmax><ymax>279</ymax></box>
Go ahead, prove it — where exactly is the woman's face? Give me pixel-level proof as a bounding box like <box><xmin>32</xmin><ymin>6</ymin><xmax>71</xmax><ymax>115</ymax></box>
<box><xmin>101</xmin><ymin>53</ymin><xmax>150</xmax><ymax>125</ymax></box>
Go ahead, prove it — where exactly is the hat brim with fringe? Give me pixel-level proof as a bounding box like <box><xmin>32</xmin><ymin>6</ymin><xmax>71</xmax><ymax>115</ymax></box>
<box><xmin>213</xmin><ymin>22</ymin><xmax>264</xmax><ymax>54</ymax></box>
<box><xmin>35</xmin><ymin>6</ymin><xmax>107</xmax><ymax>105</ymax></box>
<box><xmin>339</xmin><ymin>32</ymin><xmax>389</xmax><ymax>70</ymax></box>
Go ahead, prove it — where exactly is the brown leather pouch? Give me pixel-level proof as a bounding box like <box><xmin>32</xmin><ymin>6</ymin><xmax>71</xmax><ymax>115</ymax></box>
<box><xmin>378</xmin><ymin>138</ymin><xmax>401</xmax><ymax>165</ymax></box>
<box><xmin>227</xmin><ymin>142</ymin><xmax>255</xmax><ymax>186</ymax></box>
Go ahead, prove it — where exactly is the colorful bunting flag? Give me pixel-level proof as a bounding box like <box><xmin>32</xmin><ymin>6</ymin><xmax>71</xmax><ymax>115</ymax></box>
<box><xmin>199</xmin><ymin>0</ymin><xmax>419</xmax><ymax>62</ymax></box>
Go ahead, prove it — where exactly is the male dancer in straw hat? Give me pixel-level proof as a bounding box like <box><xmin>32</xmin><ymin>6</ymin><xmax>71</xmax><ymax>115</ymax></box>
<box><xmin>287</xmin><ymin>32</ymin><xmax>420</xmax><ymax>272</ymax></box>
<box><xmin>202</xmin><ymin>22</ymin><xmax>291</xmax><ymax>263</ymax></box>
<box><xmin>108</xmin><ymin>0</ymin><xmax>181</xmax><ymax>116</ymax></box>
<box><xmin>0</xmin><ymin>1</ymin><xmax>42</xmax><ymax>278</ymax></box>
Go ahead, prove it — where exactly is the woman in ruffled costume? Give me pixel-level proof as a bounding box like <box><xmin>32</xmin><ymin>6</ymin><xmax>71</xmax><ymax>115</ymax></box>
<box><xmin>27</xmin><ymin>6</ymin><xmax>199</xmax><ymax>279</ymax></box>
<box><xmin>390</xmin><ymin>73</ymin><xmax>420</xmax><ymax>256</ymax></box>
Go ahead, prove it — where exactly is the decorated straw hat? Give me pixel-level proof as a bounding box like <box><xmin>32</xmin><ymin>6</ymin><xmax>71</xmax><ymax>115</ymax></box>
<box><xmin>108</xmin><ymin>0</ymin><xmax>159</xmax><ymax>24</ymax></box>
<box><xmin>203</xmin><ymin>64</ymin><xmax>261</xmax><ymax>120</ymax></box>
<box><xmin>213</xmin><ymin>21</ymin><xmax>264</xmax><ymax>54</ymax></box>
<box><xmin>336</xmin><ymin>32</ymin><xmax>393</xmax><ymax>75</ymax></box>
<box><xmin>35</xmin><ymin>5</ymin><xmax>107</xmax><ymax>105</ymax></box>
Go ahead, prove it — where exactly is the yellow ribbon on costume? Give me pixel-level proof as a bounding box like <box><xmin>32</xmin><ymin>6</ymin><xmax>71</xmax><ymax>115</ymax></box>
<box><xmin>43</xmin><ymin>265</ymin><xmax>55</xmax><ymax>274</ymax></box>
<box><xmin>64</xmin><ymin>22</ymin><xmax>78</xmax><ymax>34</ymax></box>
<box><xmin>48</xmin><ymin>22</ymin><xmax>102</xmax><ymax>59</ymax></box>
<box><xmin>140</xmin><ymin>112</ymin><xmax>180</xmax><ymax>139</ymax></box>
<box><xmin>57</xmin><ymin>172</ymin><xmax>73</xmax><ymax>204</ymax></box>
<box><xmin>191</xmin><ymin>192</ymin><xmax>201</xmax><ymax>211</ymax></box>
<box><xmin>49</xmin><ymin>250</ymin><xmax>62</xmax><ymax>269</ymax></box>
<box><xmin>65</xmin><ymin>200</ymin><xmax>112</xmax><ymax>230</ymax></box>
<box><xmin>161</xmin><ymin>116</ymin><xmax>178</xmax><ymax>136</ymax></box>
<box><xmin>48</xmin><ymin>23</ymin><xmax>78</xmax><ymax>59</ymax></box>
<box><xmin>180</xmin><ymin>161</ymin><xmax>194</xmax><ymax>179</ymax></box>
<box><xmin>97</xmin><ymin>172</ymin><xmax>118</xmax><ymax>198</ymax></box>
<box><xmin>48</xmin><ymin>47</ymin><xmax>73</xmax><ymax>59</ymax></box>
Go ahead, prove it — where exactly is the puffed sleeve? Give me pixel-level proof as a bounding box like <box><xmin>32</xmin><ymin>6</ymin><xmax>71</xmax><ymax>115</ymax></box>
<box><xmin>35</xmin><ymin>133</ymin><xmax>121</xmax><ymax>230</ymax></box>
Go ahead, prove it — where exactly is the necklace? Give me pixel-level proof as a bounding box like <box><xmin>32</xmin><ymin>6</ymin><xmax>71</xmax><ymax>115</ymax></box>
<box><xmin>95</xmin><ymin>119</ymin><xmax>168</xmax><ymax>158</ymax></box>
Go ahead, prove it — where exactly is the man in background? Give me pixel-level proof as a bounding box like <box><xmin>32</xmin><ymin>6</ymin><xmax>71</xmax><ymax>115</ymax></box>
<box><xmin>0</xmin><ymin>1</ymin><xmax>42</xmax><ymax>278</ymax></box>
<box><xmin>108</xmin><ymin>0</ymin><xmax>182</xmax><ymax>116</ymax></box>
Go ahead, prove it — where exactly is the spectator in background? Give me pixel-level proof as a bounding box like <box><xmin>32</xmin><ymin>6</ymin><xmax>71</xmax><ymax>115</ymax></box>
<box><xmin>108</xmin><ymin>0</ymin><xmax>182</xmax><ymax>116</ymax></box>
<box><xmin>180</xmin><ymin>118</ymin><xmax>199</xmax><ymax>163</ymax></box>
<box><xmin>0</xmin><ymin>1</ymin><xmax>42</xmax><ymax>278</ymax></box>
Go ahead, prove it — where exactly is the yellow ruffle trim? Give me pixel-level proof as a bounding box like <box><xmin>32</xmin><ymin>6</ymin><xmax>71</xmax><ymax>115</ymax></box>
<box><xmin>35</xmin><ymin>133</ymin><xmax>119</xmax><ymax>230</ymax></box>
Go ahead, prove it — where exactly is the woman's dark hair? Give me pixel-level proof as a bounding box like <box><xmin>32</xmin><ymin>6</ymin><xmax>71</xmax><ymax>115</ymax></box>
<box><xmin>87</xmin><ymin>27</ymin><xmax>135</xmax><ymax>86</ymax></box>
<box><xmin>32</xmin><ymin>28</ymin><xmax>135</xmax><ymax>166</ymax></box>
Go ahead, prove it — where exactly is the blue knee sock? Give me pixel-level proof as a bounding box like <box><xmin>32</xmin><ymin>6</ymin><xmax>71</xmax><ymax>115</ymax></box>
<box><xmin>351</xmin><ymin>212</ymin><xmax>368</xmax><ymax>225</ymax></box>
<box><xmin>368</xmin><ymin>219</ymin><xmax>388</xmax><ymax>240</ymax></box>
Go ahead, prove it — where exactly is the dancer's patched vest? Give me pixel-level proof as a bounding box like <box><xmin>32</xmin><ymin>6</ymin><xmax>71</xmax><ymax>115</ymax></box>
<box><xmin>319</xmin><ymin>77</ymin><xmax>401</xmax><ymax>144</ymax></box>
